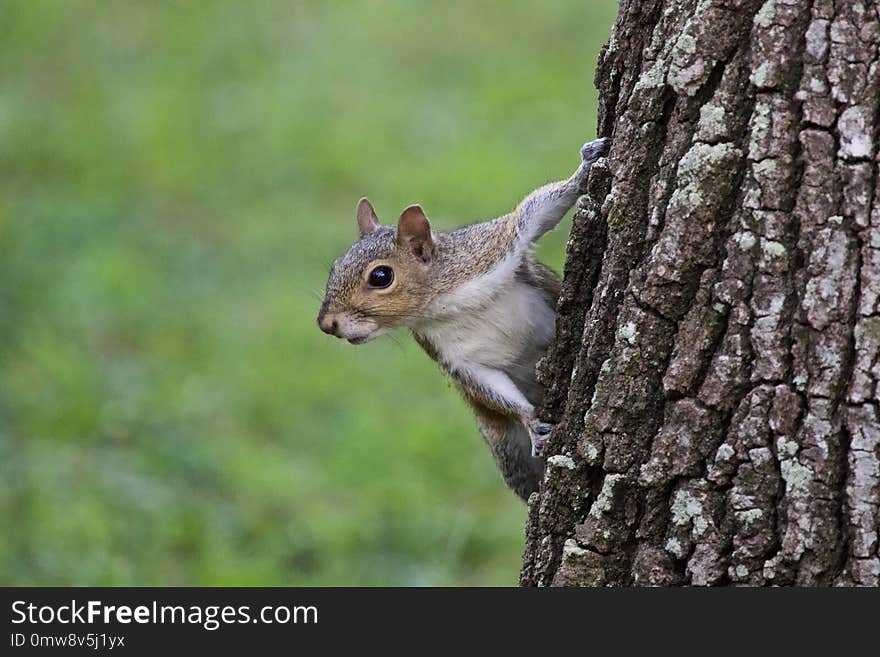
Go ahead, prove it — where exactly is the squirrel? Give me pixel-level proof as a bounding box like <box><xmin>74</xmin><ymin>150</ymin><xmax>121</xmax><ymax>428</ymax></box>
<box><xmin>317</xmin><ymin>137</ymin><xmax>609</xmax><ymax>501</ymax></box>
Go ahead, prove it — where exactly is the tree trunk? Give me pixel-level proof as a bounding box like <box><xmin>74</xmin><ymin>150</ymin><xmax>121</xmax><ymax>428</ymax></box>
<box><xmin>521</xmin><ymin>0</ymin><xmax>879</xmax><ymax>586</ymax></box>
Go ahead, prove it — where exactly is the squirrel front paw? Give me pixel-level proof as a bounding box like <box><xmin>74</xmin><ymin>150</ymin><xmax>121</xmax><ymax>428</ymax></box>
<box><xmin>527</xmin><ymin>418</ymin><xmax>555</xmax><ymax>457</ymax></box>
<box><xmin>580</xmin><ymin>137</ymin><xmax>610</xmax><ymax>164</ymax></box>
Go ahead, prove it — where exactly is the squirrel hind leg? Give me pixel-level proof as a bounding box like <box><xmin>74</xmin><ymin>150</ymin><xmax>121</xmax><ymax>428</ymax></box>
<box><xmin>474</xmin><ymin>410</ymin><xmax>544</xmax><ymax>501</ymax></box>
<box><xmin>526</xmin><ymin>418</ymin><xmax>554</xmax><ymax>457</ymax></box>
<box><xmin>500</xmin><ymin>423</ymin><xmax>545</xmax><ymax>500</ymax></box>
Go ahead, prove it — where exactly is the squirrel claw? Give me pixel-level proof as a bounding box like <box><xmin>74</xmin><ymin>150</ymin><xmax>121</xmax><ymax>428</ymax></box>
<box><xmin>580</xmin><ymin>137</ymin><xmax>610</xmax><ymax>163</ymax></box>
<box><xmin>527</xmin><ymin>419</ymin><xmax>555</xmax><ymax>457</ymax></box>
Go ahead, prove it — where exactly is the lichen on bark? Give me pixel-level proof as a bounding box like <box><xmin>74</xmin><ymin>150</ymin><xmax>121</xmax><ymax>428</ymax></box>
<box><xmin>522</xmin><ymin>0</ymin><xmax>880</xmax><ymax>587</ymax></box>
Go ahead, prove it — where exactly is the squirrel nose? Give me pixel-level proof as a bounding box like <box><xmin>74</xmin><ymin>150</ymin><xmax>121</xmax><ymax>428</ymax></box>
<box><xmin>318</xmin><ymin>312</ymin><xmax>340</xmax><ymax>337</ymax></box>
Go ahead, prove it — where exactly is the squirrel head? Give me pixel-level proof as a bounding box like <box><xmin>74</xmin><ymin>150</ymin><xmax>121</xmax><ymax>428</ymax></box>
<box><xmin>317</xmin><ymin>198</ymin><xmax>436</xmax><ymax>344</ymax></box>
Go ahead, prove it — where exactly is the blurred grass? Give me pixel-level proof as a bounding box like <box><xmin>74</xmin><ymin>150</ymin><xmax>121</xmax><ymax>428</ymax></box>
<box><xmin>0</xmin><ymin>0</ymin><xmax>616</xmax><ymax>585</ymax></box>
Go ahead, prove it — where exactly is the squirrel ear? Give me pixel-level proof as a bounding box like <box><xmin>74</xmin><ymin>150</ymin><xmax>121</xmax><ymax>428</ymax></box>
<box><xmin>397</xmin><ymin>204</ymin><xmax>434</xmax><ymax>263</ymax></box>
<box><xmin>356</xmin><ymin>197</ymin><xmax>380</xmax><ymax>237</ymax></box>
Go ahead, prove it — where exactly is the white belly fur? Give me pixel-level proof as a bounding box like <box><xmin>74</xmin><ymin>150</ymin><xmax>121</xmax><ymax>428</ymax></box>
<box><xmin>417</xmin><ymin>278</ymin><xmax>556</xmax><ymax>388</ymax></box>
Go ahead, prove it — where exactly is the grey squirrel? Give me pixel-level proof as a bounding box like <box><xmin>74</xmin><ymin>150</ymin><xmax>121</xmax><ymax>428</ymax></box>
<box><xmin>317</xmin><ymin>137</ymin><xmax>609</xmax><ymax>500</ymax></box>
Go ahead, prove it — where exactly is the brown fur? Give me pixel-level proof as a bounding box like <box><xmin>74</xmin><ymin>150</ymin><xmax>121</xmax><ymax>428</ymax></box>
<box><xmin>320</xmin><ymin>206</ymin><xmax>564</xmax><ymax>502</ymax></box>
<box><xmin>520</xmin><ymin>260</ymin><xmax>562</xmax><ymax>307</ymax></box>
<box><xmin>317</xmin><ymin>138</ymin><xmax>609</xmax><ymax>501</ymax></box>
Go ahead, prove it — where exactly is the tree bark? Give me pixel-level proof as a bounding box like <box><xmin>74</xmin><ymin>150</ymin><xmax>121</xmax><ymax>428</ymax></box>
<box><xmin>521</xmin><ymin>0</ymin><xmax>880</xmax><ymax>586</ymax></box>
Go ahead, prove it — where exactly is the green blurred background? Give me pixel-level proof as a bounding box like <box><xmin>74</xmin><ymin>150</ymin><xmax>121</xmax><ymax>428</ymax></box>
<box><xmin>0</xmin><ymin>0</ymin><xmax>615</xmax><ymax>585</ymax></box>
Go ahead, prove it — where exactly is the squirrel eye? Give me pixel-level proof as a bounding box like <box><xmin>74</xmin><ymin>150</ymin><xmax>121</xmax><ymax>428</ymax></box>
<box><xmin>367</xmin><ymin>265</ymin><xmax>394</xmax><ymax>288</ymax></box>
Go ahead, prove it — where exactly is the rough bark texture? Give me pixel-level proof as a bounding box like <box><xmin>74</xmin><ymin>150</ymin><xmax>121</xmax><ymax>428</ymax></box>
<box><xmin>521</xmin><ymin>0</ymin><xmax>880</xmax><ymax>586</ymax></box>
